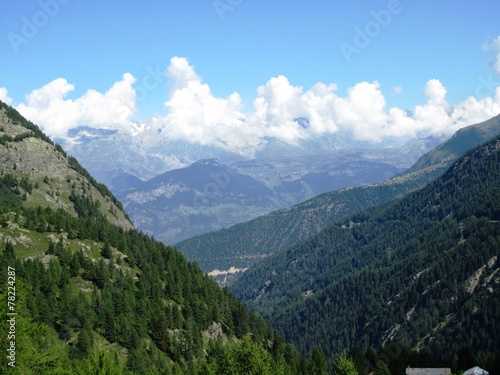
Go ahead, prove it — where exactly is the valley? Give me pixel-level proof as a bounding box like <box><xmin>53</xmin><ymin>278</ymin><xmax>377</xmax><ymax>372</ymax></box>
<box><xmin>0</xmin><ymin>101</ymin><xmax>307</xmax><ymax>373</ymax></box>
<box><xmin>231</xmin><ymin>134</ymin><xmax>500</xmax><ymax>362</ymax></box>
<box><xmin>1</xmin><ymin>100</ymin><xmax>499</xmax><ymax>373</ymax></box>
<box><xmin>63</xmin><ymin>123</ymin><xmax>443</xmax><ymax>245</ymax></box>
<box><xmin>4</xmin><ymin>1</ymin><xmax>500</xmax><ymax>373</ymax></box>
<box><xmin>177</xmin><ymin>114</ymin><xmax>500</xmax><ymax>282</ymax></box>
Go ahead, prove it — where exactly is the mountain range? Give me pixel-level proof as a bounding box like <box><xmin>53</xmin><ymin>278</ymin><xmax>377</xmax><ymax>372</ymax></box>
<box><xmin>176</xmin><ymin>114</ymin><xmax>500</xmax><ymax>282</ymax></box>
<box><xmin>62</xmin><ymin>121</ymin><xmax>437</xmax><ymax>187</ymax></box>
<box><xmin>118</xmin><ymin>158</ymin><xmax>285</xmax><ymax>244</ymax></box>
<box><xmin>62</xmin><ymin>123</ymin><xmax>444</xmax><ymax>244</ymax></box>
<box><xmin>1</xmin><ymin>100</ymin><xmax>499</xmax><ymax>373</ymax></box>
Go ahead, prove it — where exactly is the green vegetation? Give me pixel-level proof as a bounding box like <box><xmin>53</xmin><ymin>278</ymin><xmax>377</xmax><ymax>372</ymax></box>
<box><xmin>0</xmin><ymin>166</ymin><xmax>309</xmax><ymax>374</ymax></box>
<box><xmin>1</xmin><ymin>100</ymin><xmax>499</xmax><ymax>373</ymax></box>
<box><xmin>0</xmin><ymin>101</ymin><xmax>311</xmax><ymax>373</ymax></box>
<box><xmin>178</xmin><ymin>178</ymin><xmax>429</xmax><ymax>271</ymax></box>
<box><xmin>231</xmin><ymin>136</ymin><xmax>500</xmax><ymax>368</ymax></box>
<box><xmin>0</xmin><ymin>132</ymin><xmax>32</xmax><ymax>145</ymax></box>
<box><xmin>0</xmin><ymin>101</ymin><xmax>129</xmax><ymax>224</ymax></box>
<box><xmin>0</xmin><ymin>100</ymin><xmax>53</xmax><ymax>145</ymax></box>
<box><xmin>67</xmin><ymin>155</ymin><xmax>128</xmax><ymax>218</ymax></box>
<box><xmin>176</xmin><ymin>115</ymin><xmax>500</xmax><ymax>273</ymax></box>
<box><xmin>0</xmin><ymin>173</ymin><xmax>24</xmax><ymax>208</ymax></box>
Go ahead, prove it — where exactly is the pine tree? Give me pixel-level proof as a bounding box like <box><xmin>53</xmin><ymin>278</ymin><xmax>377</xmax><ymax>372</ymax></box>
<box><xmin>4</xmin><ymin>240</ymin><xmax>15</xmax><ymax>257</ymax></box>
<box><xmin>375</xmin><ymin>360</ymin><xmax>391</xmax><ymax>375</ymax></box>
<box><xmin>309</xmin><ymin>346</ymin><xmax>328</xmax><ymax>375</ymax></box>
<box><xmin>73</xmin><ymin>325</ymin><xmax>93</xmax><ymax>359</ymax></box>
<box><xmin>332</xmin><ymin>354</ymin><xmax>359</xmax><ymax>375</ymax></box>
<box><xmin>101</xmin><ymin>243</ymin><xmax>112</xmax><ymax>259</ymax></box>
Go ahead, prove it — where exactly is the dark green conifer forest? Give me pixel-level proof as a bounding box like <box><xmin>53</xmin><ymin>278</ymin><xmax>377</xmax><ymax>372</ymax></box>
<box><xmin>1</xmin><ymin>100</ymin><xmax>499</xmax><ymax>374</ymax></box>
<box><xmin>231</xmin><ymin>136</ymin><xmax>500</xmax><ymax>372</ymax></box>
<box><xmin>0</xmin><ymin>175</ymin><xmax>310</xmax><ymax>374</ymax></box>
<box><xmin>0</xmin><ymin>101</ymin><xmax>307</xmax><ymax>374</ymax></box>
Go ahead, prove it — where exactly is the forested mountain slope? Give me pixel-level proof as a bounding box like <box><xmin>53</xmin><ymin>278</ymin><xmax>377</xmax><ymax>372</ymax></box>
<box><xmin>0</xmin><ymin>101</ymin><xmax>132</xmax><ymax>231</ymax></box>
<box><xmin>0</xmin><ymin>101</ymin><xmax>306</xmax><ymax>374</ymax></box>
<box><xmin>407</xmin><ymin>113</ymin><xmax>500</xmax><ymax>173</ymax></box>
<box><xmin>176</xmin><ymin>114</ymin><xmax>500</xmax><ymax>278</ymax></box>
<box><xmin>231</xmin><ymin>135</ymin><xmax>500</xmax><ymax>364</ymax></box>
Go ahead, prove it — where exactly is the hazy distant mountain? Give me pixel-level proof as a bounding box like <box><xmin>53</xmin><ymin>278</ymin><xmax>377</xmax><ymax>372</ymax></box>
<box><xmin>61</xmin><ymin>125</ymin><xmax>166</xmax><ymax>186</ymax></box>
<box><xmin>62</xmin><ymin>120</ymin><xmax>445</xmax><ymax>245</ymax></box>
<box><xmin>119</xmin><ymin>159</ymin><xmax>287</xmax><ymax>244</ymax></box>
<box><xmin>234</xmin><ymin>148</ymin><xmax>417</xmax><ymax>202</ymax></box>
<box><xmin>62</xmin><ymin>119</ymin><xmax>444</xmax><ymax>189</ymax></box>
<box><xmin>63</xmin><ymin>124</ymin><xmax>248</xmax><ymax>186</ymax></box>
<box><xmin>176</xmin><ymin>115</ymin><xmax>500</xmax><ymax>281</ymax></box>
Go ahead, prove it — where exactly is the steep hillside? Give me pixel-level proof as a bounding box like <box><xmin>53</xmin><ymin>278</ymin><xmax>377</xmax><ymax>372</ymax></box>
<box><xmin>0</xmin><ymin>102</ymin><xmax>132</xmax><ymax>231</ymax></box>
<box><xmin>176</xmin><ymin>115</ymin><xmax>500</xmax><ymax>279</ymax></box>
<box><xmin>231</xmin><ymin>135</ymin><xmax>500</xmax><ymax>363</ymax></box>
<box><xmin>0</xmin><ymin>101</ymin><xmax>306</xmax><ymax>374</ymax></box>
<box><xmin>407</xmin><ymin>113</ymin><xmax>500</xmax><ymax>173</ymax></box>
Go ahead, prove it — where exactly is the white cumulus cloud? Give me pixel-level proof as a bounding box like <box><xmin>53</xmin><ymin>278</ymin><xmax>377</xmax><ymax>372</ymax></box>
<box><xmin>251</xmin><ymin>75</ymin><xmax>307</xmax><ymax>144</ymax></box>
<box><xmin>16</xmin><ymin>74</ymin><xmax>137</xmax><ymax>138</ymax></box>
<box><xmin>423</xmin><ymin>79</ymin><xmax>448</xmax><ymax>105</ymax></box>
<box><xmin>8</xmin><ymin>55</ymin><xmax>500</xmax><ymax>150</ymax></box>
<box><xmin>156</xmin><ymin>57</ymin><xmax>253</xmax><ymax>149</ymax></box>
<box><xmin>0</xmin><ymin>87</ymin><xmax>13</xmax><ymax>105</ymax></box>
<box><xmin>332</xmin><ymin>81</ymin><xmax>389</xmax><ymax>142</ymax></box>
<box><xmin>451</xmin><ymin>87</ymin><xmax>500</xmax><ymax>126</ymax></box>
<box><xmin>301</xmin><ymin>82</ymin><xmax>340</xmax><ymax>135</ymax></box>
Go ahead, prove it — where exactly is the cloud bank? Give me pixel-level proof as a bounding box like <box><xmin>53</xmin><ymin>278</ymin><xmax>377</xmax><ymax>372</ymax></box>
<box><xmin>159</xmin><ymin>57</ymin><xmax>248</xmax><ymax>148</ymax></box>
<box><xmin>149</xmin><ymin>58</ymin><xmax>500</xmax><ymax>148</ymax></box>
<box><xmin>7</xmin><ymin>51</ymin><xmax>500</xmax><ymax>149</ymax></box>
<box><xmin>14</xmin><ymin>74</ymin><xmax>136</xmax><ymax>138</ymax></box>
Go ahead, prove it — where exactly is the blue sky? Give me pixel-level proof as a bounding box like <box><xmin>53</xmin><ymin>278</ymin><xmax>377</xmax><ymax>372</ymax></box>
<box><xmin>1</xmin><ymin>0</ymin><xmax>500</xmax><ymax>146</ymax></box>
